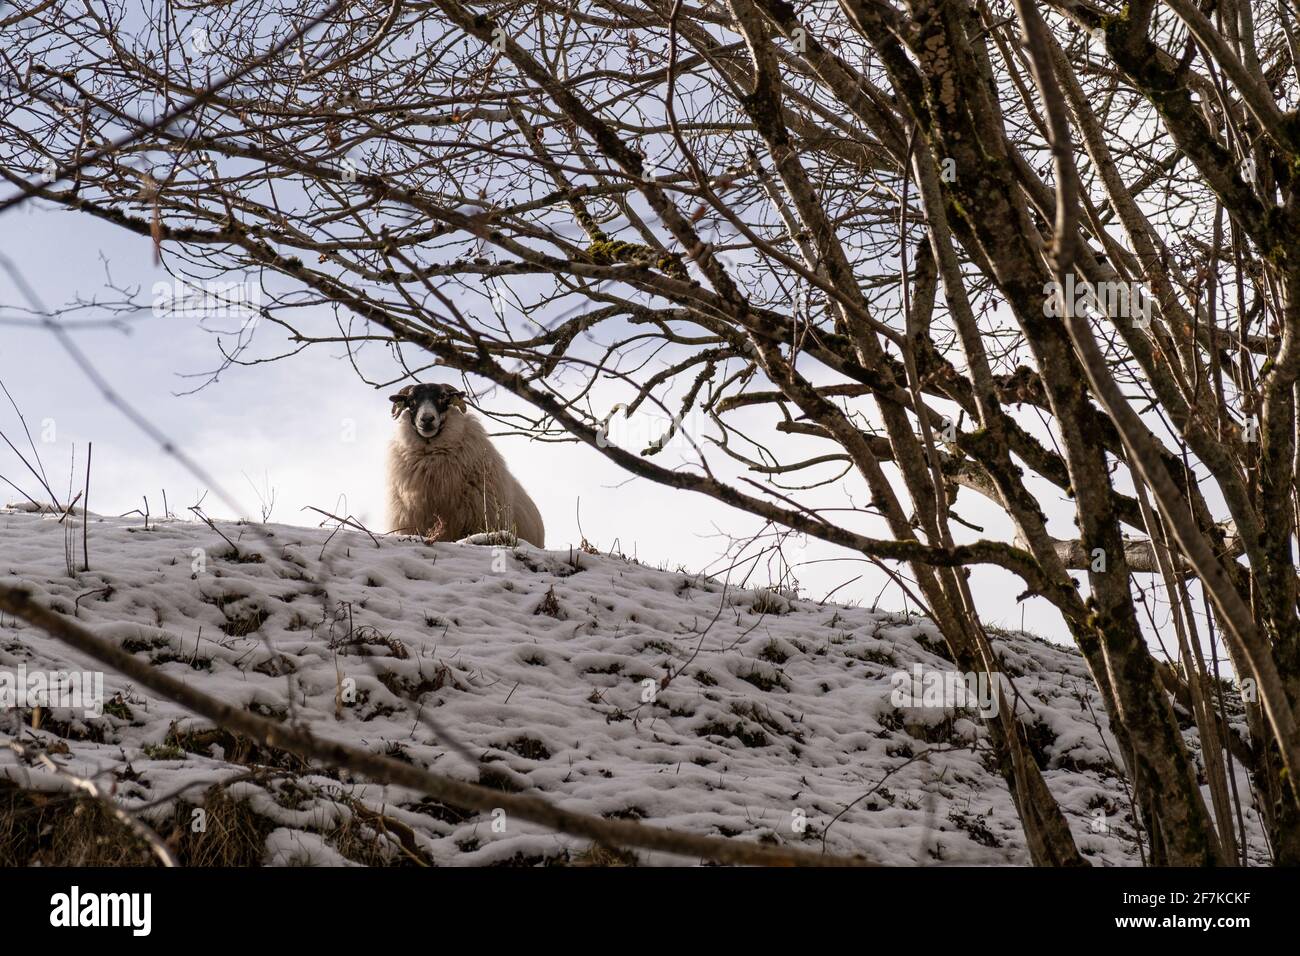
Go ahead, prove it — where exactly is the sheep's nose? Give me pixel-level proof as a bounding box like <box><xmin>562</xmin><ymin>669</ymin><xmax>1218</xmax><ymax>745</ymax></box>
<box><xmin>418</xmin><ymin>416</ymin><xmax>435</xmax><ymax>429</ymax></box>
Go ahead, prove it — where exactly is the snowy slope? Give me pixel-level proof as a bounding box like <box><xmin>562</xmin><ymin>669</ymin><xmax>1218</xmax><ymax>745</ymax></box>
<box><xmin>0</xmin><ymin>507</ymin><xmax>1262</xmax><ymax>865</ymax></box>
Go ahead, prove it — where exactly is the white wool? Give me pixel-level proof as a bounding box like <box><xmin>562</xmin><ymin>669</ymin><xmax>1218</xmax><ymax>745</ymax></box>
<box><xmin>387</xmin><ymin>407</ymin><xmax>545</xmax><ymax>546</ymax></box>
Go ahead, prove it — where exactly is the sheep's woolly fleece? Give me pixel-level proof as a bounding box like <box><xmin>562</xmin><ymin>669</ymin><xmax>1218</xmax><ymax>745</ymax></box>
<box><xmin>0</xmin><ymin>507</ymin><xmax>1266</xmax><ymax>866</ymax></box>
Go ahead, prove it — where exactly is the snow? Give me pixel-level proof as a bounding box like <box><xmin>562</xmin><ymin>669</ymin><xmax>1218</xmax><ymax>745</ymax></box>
<box><xmin>0</xmin><ymin>507</ymin><xmax>1267</xmax><ymax>865</ymax></box>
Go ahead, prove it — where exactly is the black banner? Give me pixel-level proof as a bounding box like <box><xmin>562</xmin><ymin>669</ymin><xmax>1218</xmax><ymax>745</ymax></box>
<box><xmin>0</xmin><ymin>865</ymin><xmax>1279</xmax><ymax>943</ymax></box>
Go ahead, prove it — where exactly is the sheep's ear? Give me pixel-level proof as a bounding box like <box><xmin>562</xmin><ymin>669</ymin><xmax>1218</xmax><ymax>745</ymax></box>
<box><xmin>440</xmin><ymin>386</ymin><xmax>467</xmax><ymax>412</ymax></box>
<box><xmin>388</xmin><ymin>387</ymin><xmax>412</xmax><ymax>419</ymax></box>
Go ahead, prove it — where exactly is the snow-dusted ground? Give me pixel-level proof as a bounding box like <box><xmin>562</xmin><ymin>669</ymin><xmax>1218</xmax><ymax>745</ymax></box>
<box><xmin>0</xmin><ymin>508</ymin><xmax>1266</xmax><ymax>865</ymax></box>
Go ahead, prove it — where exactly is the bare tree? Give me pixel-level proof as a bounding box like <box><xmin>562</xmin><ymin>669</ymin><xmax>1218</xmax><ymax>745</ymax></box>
<box><xmin>3</xmin><ymin>0</ymin><xmax>1299</xmax><ymax>865</ymax></box>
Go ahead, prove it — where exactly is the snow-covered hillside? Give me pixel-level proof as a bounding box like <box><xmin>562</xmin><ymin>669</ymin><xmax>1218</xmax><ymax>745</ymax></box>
<box><xmin>0</xmin><ymin>508</ymin><xmax>1260</xmax><ymax>865</ymax></box>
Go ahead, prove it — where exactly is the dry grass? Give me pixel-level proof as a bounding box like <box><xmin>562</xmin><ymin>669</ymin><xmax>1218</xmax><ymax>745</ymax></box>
<box><xmin>172</xmin><ymin>790</ymin><xmax>277</xmax><ymax>866</ymax></box>
<box><xmin>0</xmin><ymin>782</ymin><xmax>269</xmax><ymax>866</ymax></box>
<box><xmin>0</xmin><ymin>778</ymin><xmax>451</xmax><ymax>867</ymax></box>
<box><xmin>0</xmin><ymin>783</ymin><xmax>158</xmax><ymax>866</ymax></box>
<box><xmin>566</xmin><ymin>843</ymin><xmax>639</xmax><ymax>867</ymax></box>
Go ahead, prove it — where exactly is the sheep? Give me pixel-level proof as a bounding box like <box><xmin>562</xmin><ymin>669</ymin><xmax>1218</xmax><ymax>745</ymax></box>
<box><xmin>386</xmin><ymin>383</ymin><xmax>545</xmax><ymax>547</ymax></box>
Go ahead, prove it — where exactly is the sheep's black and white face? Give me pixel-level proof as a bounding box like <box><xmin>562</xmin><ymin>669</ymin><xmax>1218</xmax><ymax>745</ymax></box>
<box><xmin>388</xmin><ymin>383</ymin><xmax>467</xmax><ymax>440</ymax></box>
